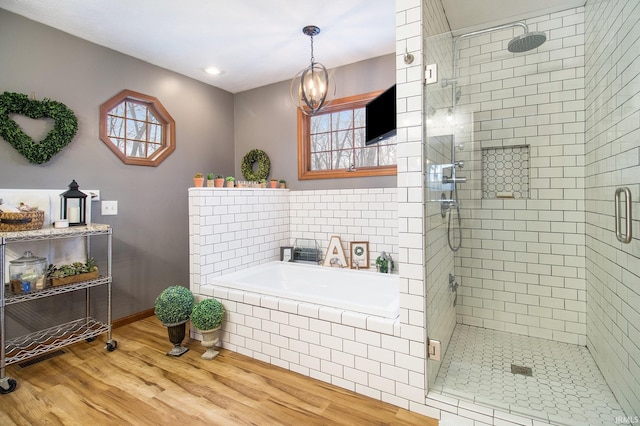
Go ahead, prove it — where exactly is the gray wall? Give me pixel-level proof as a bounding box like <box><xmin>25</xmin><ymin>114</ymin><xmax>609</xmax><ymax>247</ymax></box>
<box><xmin>0</xmin><ymin>9</ymin><xmax>396</xmax><ymax>324</ymax></box>
<box><xmin>234</xmin><ymin>54</ymin><xmax>396</xmax><ymax>190</ymax></box>
<box><xmin>0</xmin><ymin>9</ymin><xmax>234</xmax><ymax>322</ymax></box>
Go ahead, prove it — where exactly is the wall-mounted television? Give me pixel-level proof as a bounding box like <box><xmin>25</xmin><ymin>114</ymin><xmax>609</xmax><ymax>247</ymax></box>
<box><xmin>365</xmin><ymin>84</ymin><xmax>396</xmax><ymax>145</ymax></box>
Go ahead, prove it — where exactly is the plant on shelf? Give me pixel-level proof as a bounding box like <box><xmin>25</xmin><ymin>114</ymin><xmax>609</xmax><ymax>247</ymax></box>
<box><xmin>193</xmin><ymin>173</ymin><xmax>204</xmax><ymax>187</ymax></box>
<box><xmin>213</xmin><ymin>174</ymin><xmax>224</xmax><ymax>188</ymax></box>
<box><xmin>225</xmin><ymin>176</ymin><xmax>235</xmax><ymax>188</ymax></box>
<box><xmin>206</xmin><ymin>173</ymin><xmax>215</xmax><ymax>187</ymax></box>
<box><xmin>154</xmin><ymin>285</ymin><xmax>195</xmax><ymax>356</ymax></box>
<box><xmin>259</xmin><ymin>178</ymin><xmax>267</xmax><ymax>188</ymax></box>
<box><xmin>47</xmin><ymin>258</ymin><xmax>99</xmax><ymax>286</ymax></box>
<box><xmin>269</xmin><ymin>179</ymin><xmax>278</xmax><ymax>188</ymax></box>
<box><xmin>191</xmin><ymin>298</ymin><xmax>225</xmax><ymax>359</ymax></box>
<box><xmin>279</xmin><ymin>179</ymin><xmax>286</xmax><ymax>189</ymax></box>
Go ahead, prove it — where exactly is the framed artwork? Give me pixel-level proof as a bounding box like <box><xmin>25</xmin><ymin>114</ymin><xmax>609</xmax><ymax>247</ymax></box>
<box><xmin>280</xmin><ymin>246</ymin><xmax>293</xmax><ymax>262</ymax></box>
<box><xmin>350</xmin><ymin>241</ymin><xmax>369</xmax><ymax>269</ymax></box>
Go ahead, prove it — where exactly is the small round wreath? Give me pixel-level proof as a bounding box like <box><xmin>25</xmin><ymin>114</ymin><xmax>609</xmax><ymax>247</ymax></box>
<box><xmin>241</xmin><ymin>149</ymin><xmax>271</xmax><ymax>181</ymax></box>
<box><xmin>354</xmin><ymin>246</ymin><xmax>364</xmax><ymax>256</ymax></box>
<box><xmin>0</xmin><ymin>92</ymin><xmax>78</xmax><ymax>164</ymax></box>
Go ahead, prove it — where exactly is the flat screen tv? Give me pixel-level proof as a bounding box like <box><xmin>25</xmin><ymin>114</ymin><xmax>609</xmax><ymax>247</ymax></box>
<box><xmin>365</xmin><ymin>84</ymin><xmax>396</xmax><ymax>145</ymax></box>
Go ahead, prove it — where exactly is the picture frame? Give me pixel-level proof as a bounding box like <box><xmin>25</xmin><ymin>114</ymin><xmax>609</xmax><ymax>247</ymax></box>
<box><xmin>350</xmin><ymin>241</ymin><xmax>369</xmax><ymax>269</ymax></box>
<box><xmin>280</xmin><ymin>246</ymin><xmax>293</xmax><ymax>262</ymax></box>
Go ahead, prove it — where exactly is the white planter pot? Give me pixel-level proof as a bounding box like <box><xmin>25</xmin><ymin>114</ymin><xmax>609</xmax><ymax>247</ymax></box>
<box><xmin>199</xmin><ymin>326</ymin><xmax>221</xmax><ymax>360</ymax></box>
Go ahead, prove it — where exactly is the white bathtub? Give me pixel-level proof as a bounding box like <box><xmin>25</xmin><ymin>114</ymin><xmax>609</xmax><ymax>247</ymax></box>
<box><xmin>209</xmin><ymin>261</ymin><xmax>399</xmax><ymax>319</ymax></box>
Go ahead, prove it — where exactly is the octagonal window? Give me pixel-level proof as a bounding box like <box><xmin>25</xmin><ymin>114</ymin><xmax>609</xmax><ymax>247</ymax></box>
<box><xmin>100</xmin><ymin>89</ymin><xmax>175</xmax><ymax>166</ymax></box>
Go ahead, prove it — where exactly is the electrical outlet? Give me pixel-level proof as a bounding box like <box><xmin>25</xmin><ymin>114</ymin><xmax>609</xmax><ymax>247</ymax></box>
<box><xmin>101</xmin><ymin>200</ymin><xmax>118</xmax><ymax>215</ymax></box>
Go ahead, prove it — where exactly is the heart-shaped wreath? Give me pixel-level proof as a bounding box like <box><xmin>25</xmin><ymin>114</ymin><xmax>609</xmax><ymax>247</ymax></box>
<box><xmin>0</xmin><ymin>92</ymin><xmax>78</xmax><ymax>164</ymax></box>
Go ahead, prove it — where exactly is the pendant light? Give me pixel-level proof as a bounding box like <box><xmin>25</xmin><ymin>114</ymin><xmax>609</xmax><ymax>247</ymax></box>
<box><xmin>290</xmin><ymin>25</ymin><xmax>334</xmax><ymax>115</ymax></box>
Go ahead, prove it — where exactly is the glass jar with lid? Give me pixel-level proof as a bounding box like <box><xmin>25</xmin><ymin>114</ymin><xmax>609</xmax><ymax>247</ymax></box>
<box><xmin>9</xmin><ymin>251</ymin><xmax>47</xmax><ymax>293</ymax></box>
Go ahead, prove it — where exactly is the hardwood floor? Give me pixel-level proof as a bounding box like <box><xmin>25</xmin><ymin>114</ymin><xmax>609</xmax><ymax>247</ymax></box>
<box><xmin>0</xmin><ymin>317</ymin><xmax>438</xmax><ymax>425</ymax></box>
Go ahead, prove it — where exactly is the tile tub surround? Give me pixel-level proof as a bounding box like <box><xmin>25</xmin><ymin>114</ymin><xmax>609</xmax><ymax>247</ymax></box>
<box><xmin>199</xmin><ymin>284</ymin><xmax>428</xmax><ymax>407</ymax></box>
<box><xmin>190</xmin><ymin>186</ymin><xmax>430</xmax><ymax>411</ymax></box>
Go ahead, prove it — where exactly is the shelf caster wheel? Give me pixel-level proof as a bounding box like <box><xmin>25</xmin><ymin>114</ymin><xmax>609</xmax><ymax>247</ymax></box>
<box><xmin>0</xmin><ymin>378</ymin><xmax>17</xmax><ymax>394</ymax></box>
<box><xmin>86</xmin><ymin>336</ymin><xmax>97</xmax><ymax>343</ymax></box>
<box><xmin>106</xmin><ymin>340</ymin><xmax>118</xmax><ymax>352</ymax></box>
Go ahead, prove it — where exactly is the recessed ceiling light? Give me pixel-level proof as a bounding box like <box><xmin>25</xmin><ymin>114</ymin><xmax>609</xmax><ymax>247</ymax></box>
<box><xmin>204</xmin><ymin>66</ymin><xmax>222</xmax><ymax>76</ymax></box>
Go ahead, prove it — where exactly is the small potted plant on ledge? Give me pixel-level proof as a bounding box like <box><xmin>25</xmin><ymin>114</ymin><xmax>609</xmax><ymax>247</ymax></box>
<box><xmin>154</xmin><ymin>285</ymin><xmax>195</xmax><ymax>356</ymax></box>
<box><xmin>206</xmin><ymin>173</ymin><xmax>215</xmax><ymax>187</ymax></box>
<box><xmin>193</xmin><ymin>173</ymin><xmax>204</xmax><ymax>187</ymax></box>
<box><xmin>190</xmin><ymin>298</ymin><xmax>225</xmax><ymax>360</ymax></box>
<box><xmin>259</xmin><ymin>178</ymin><xmax>267</xmax><ymax>188</ymax></box>
<box><xmin>213</xmin><ymin>174</ymin><xmax>224</xmax><ymax>187</ymax></box>
<box><xmin>269</xmin><ymin>179</ymin><xmax>278</xmax><ymax>188</ymax></box>
<box><xmin>225</xmin><ymin>176</ymin><xmax>235</xmax><ymax>188</ymax></box>
<box><xmin>279</xmin><ymin>179</ymin><xmax>286</xmax><ymax>189</ymax></box>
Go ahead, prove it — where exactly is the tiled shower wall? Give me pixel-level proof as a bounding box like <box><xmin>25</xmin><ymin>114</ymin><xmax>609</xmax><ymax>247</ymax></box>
<box><xmin>453</xmin><ymin>7</ymin><xmax>588</xmax><ymax>345</ymax></box>
<box><xmin>584</xmin><ymin>0</ymin><xmax>640</xmax><ymax>416</ymax></box>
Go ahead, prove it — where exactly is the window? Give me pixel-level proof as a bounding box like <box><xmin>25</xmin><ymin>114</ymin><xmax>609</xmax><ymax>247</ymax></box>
<box><xmin>99</xmin><ymin>90</ymin><xmax>175</xmax><ymax>166</ymax></box>
<box><xmin>297</xmin><ymin>91</ymin><xmax>397</xmax><ymax>179</ymax></box>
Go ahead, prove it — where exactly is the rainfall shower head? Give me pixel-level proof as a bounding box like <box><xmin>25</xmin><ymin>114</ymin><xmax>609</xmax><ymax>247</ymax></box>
<box><xmin>507</xmin><ymin>31</ymin><xmax>547</xmax><ymax>53</ymax></box>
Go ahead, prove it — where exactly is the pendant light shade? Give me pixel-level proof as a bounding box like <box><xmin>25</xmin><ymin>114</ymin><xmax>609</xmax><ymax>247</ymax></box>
<box><xmin>290</xmin><ymin>25</ymin><xmax>335</xmax><ymax>115</ymax></box>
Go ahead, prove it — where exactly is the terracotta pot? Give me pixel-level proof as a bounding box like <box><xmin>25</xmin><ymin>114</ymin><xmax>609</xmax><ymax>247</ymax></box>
<box><xmin>269</xmin><ymin>180</ymin><xmax>278</xmax><ymax>188</ymax></box>
<box><xmin>214</xmin><ymin>178</ymin><xmax>224</xmax><ymax>188</ymax></box>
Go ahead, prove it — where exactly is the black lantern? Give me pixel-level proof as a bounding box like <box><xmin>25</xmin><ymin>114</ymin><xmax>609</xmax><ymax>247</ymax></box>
<box><xmin>60</xmin><ymin>180</ymin><xmax>87</xmax><ymax>226</ymax></box>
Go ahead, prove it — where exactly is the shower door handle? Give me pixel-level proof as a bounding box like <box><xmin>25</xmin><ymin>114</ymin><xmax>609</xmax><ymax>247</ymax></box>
<box><xmin>614</xmin><ymin>187</ymin><xmax>632</xmax><ymax>244</ymax></box>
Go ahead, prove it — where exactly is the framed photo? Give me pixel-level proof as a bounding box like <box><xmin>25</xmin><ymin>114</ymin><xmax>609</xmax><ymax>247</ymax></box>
<box><xmin>280</xmin><ymin>246</ymin><xmax>293</xmax><ymax>262</ymax></box>
<box><xmin>350</xmin><ymin>241</ymin><xmax>369</xmax><ymax>269</ymax></box>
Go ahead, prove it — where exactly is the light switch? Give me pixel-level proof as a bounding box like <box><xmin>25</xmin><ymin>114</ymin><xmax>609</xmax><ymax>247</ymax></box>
<box><xmin>101</xmin><ymin>200</ymin><xmax>118</xmax><ymax>215</ymax></box>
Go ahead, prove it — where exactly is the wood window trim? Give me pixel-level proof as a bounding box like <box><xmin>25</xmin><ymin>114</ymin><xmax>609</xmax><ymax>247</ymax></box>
<box><xmin>297</xmin><ymin>91</ymin><xmax>397</xmax><ymax>180</ymax></box>
<box><xmin>99</xmin><ymin>89</ymin><xmax>176</xmax><ymax>167</ymax></box>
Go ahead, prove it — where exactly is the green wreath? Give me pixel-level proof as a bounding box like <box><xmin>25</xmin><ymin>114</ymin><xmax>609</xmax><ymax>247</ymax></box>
<box><xmin>241</xmin><ymin>149</ymin><xmax>271</xmax><ymax>181</ymax></box>
<box><xmin>0</xmin><ymin>92</ymin><xmax>78</xmax><ymax>164</ymax></box>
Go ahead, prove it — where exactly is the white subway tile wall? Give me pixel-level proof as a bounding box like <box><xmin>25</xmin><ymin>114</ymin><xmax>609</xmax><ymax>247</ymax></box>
<box><xmin>584</xmin><ymin>0</ymin><xmax>640</xmax><ymax>417</ymax></box>
<box><xmin>289</xmin><ymin>189</ymin><xmax>398</xmax><ymax>269</ymax></box>
<box><xmin>452</xmin><ymin>8</ymin><xmax>589</xmax><ymax>346</ymax></box>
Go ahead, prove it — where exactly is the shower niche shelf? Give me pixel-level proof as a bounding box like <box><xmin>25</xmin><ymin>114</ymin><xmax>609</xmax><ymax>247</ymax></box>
<box><xmin>481</xmin><ymin>145</ymin><xmax>530</xmax><ymax>199</ymax></box>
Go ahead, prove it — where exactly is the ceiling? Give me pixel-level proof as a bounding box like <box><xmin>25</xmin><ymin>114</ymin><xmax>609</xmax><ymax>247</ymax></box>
<box><xmin>1</xmin><ymin>0</ymin><xmax>585</xmax><ymax>94</ymax></box>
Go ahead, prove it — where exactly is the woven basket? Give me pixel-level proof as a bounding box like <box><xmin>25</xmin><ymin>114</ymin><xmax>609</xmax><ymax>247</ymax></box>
<box><xmin>0</xmin><ymin>210</ymin><xmax>45</xmax><ymax>232</ymax></box>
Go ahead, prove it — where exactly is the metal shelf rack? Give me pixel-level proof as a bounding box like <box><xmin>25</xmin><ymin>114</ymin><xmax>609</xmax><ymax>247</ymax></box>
<box><xmin>0</xmin><ymin>224</ymin><xmax>117</xmax><ymax>394</ymax></box>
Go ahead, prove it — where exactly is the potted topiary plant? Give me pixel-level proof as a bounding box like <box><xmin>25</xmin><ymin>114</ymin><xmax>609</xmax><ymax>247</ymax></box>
<box><xmin>214</xmin><ymin>174</ymin><xmax>224</xmax><ymax>187</ymax></box>
<box><xmin>225</xmin><ymin>176</ymin><xmax>235</xmax><ymax>188</ymax></box>
<box><xmin>154</xmin><ymin>285</ymin><xmax>195</xmax><ymax>356</ymax></box>
<box><xmin>193</xmin><ymin>173</ymin><xmax>204</xmax><ymax>187</ymax></box>
<box><xmin>279</xmin><ymin>179</ymin><xmax>286</xmax><ymax>189</ymax></box>
<box><xmin>190</xmin><ymin>298</ymin><xmax>225</xmax><ymax>360</ymax></box>
<box><xmin>206</xmin><ymin>173</ymin><xmax>215</xmax><ymax>187</ymax></box>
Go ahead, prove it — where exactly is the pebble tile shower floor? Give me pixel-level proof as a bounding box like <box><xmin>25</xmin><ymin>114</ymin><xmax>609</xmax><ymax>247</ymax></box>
<box><xmin>431</xmin><ymin>324</ymin><xmax>626</xmax><ymax>425</ymax></box>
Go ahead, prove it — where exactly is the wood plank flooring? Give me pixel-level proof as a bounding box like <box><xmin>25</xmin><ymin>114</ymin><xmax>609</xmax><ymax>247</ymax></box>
<box><xmin>0</xmin><ymin>317</ymin><xmax>438</xmax><ymax>426</ymax></box>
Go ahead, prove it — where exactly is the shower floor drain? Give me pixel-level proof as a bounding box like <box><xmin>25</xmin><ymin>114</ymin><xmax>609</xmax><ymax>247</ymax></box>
<box><xmin>511</xmin><ymin>364</ymin><xmax>533</xmax><ymax>376</ymax></box>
